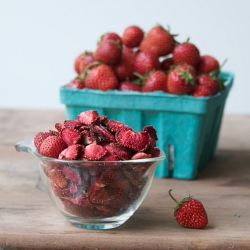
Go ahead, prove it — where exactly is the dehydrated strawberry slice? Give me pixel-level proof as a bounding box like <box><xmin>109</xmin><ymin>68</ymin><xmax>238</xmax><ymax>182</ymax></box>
<box><xmin>101</xmin><ymin>152</ymin><xmax>120</xmax><ymax>161</ymax></box>
<box><xmin>147</xmin><ymin>147</ymin><xmax>161</xmax><ymax>157</ymax></box>
<box><xmin>105</xmin><ymin>142</ymin><xmax>132</xmax><ymax>160</ymax></box>
<box><xmin>108</xmin><ymin>188</ymin><xmax>128</xmax><ymax>209</ymax></box>
<box><xmin>97</xmin><ymin>115</ymin><xmax>108</xmax><ymax>125</ymax></box>
<box><xmin>143</xmin><ymin>125</ymin><xmax>158</xmax><ymax>147</ymax></box>
<box><xmin>62</xmin><ymin>199</ymin><xmax>98</xmax><ymax>218</ymax></box>
<box><xmin>116</xmin><ymin>130</ymin><xmax>151</xmax><ymax>152</ymax></box>
<box><xmin>90</xmin><ymin>125</ymin><xmax>115</xmax><ymax>143</ymax></box>
<box><xmin>67</xmin><ymin>181</ymin><xmax>82</xmax><ymax>195</ymax></box>
<box><xmin>64</xmin><ymin>119</ymin><xmax>81</xmax><ymax>129</ymax></box>
<box><xmin>78</xmin><ymin>110</ymin><xmax>99</xmax><ymax>125</ymax></box>
<box><xmin>61</xmin><ymin>127</ymin><xmax>81</xmax><ymax>146</ymax></box>
<box><xmin>34</xmin><ymin>132</ymin><xmax>51</xmax><ymax>152</ymax></box>
<box><xmin>50</xmin><ymin>182</ymin><xmax>68</xmax><ymax>197</ymax></box>
<box><xmin>94</xmin><ymin>204</ymin><xmax>118</xmax><ymax>217</ymax></box>
<box><xmin>109</xmin><ymin>178</ymin><xmax>131</xmax><ymax>194</ymax></box>
<box><xmin>55</xmin><ymin>123</ymin><xmax>64</xmax><ymax>132</ymax></box>
<box><xmin>100</xmin><ymin>168</ymin><xmax>124</xmax><ymax>185</ymax></box>
<box><xmin>90</xmin><ymin>187</ymin><xmax>110</xmax><ymax>206</ymax></box>
<box><xmin>47</xmin><ymin>168</ymin><xmax>67</xmax><ymax>189</ymax></box>
<box><xmin>105</xmin><ymin>119</ymin><xmax>132</xmax><ymax>133</ymax></box>
<box><xmin>83</xmin><ymin>144</ymin><xmax>107</xmax><ymax>160</ymax></box>
<box><xmin>70</xmin><ymin>194</ymin><xmax>93</xmax><ymax>208</ymax></box>
<box><xmin>131</xmin><ymin>152</ymin><xmax>152</xmax><ymax>160</ymax></box>
<box><xmin>39</xmin><ymin>136</ymin><xmax>67</xmax><ymax>158</ymax></box>
<box><xmin>59</xmin><ymin>144</ymin><xmax>82</xmax><ymax>160</ymax></box>
<box><xmin>81</xmin><ymin>130</ymin><xmax>96</xmax><ymax>146</ymax></box>
<box><xmin>122</xmin><ymin>167</ymin><xmax>141</xmax><ymax>187</ymax></box>
<box><xmin>61</xmin><ymin>166</ymin><xmax>81</xmax><ymax>184</ymax></box>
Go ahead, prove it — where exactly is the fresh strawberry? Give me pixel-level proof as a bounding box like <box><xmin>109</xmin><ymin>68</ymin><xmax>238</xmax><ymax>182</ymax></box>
<box><xmin>140</xmin><ymin>25</ymin><xmax>175</xmax><ymax>56</ymax></box>
<box><xmin>118</xmin><ymin>81</ymin><xmax>141</xmax><ymax>92</ymax></box>
<box><xmin>99</xmin><ymin>32</ymin><xmax>122</xmax><ymax>44</ymax></box>
<box><xmin>94</xmin><ymin>39</ymin><xmax>122</xmax><ymax>65</ymax></box>
<box><xmin>134</xmin><ymin>51</ymin><xmax>160</xmax><ymax>75</ymax></box>
<box><xmin>39</xmin><ymin>135</ymin><xmax>67</xmax><ymax>158</ymax></box>
<box><xmin>122</xmin><ymin>25</ymin><xmax>144</xmax><ymax>48</ymax></box>
<box><xmin>113</xmin><ymin>47</ymin><xmax>135</xmax><ymax>81</ymax></box>
<box><xmin>169</xmin><ymin>189</ymin><xmax>208</xmax><ymax>229</ymax></box>
<box><xmin>141</xmin><ymin>70</ymin><xmax>168</xmax><ymax>92</ymax></box>
<box><xmin>74</xmin><ymin>51</ymin><xmax>95</xmax><ymax>75</ymax></box>
<box><xmin>167</xmin><ymin>63</ymin><xmax>196</xmax><ymax>95</ymax></box>
<box><xmin>85</xmin><ymin>64</ymin><xmax>119</xmax><ymax>91</ymax></box>
<box><xmin>196</xmin><ymin>74</ymin><xmax>220</xmax><ymax>95</ymax></box>
<box><xmin>160</xmin><ymin>57</ymin><xmax>175</xmax><ymax>72</ymax></box>
<box><xmin>192</xmin><ymin>85</ymin><xmax>212</xmax><ymax>97</ymax></box>
<box><xmin>197</xmin><ymin>55</ymin><xmax>219</xmax><ymax>74</ymax></box>
<box><xmin>66</xmin><ymin>78</ymin><xmax>85</xmax><ymax>89</ymax></box>
<box><xmin>173</xmin><ymin>42</ymin><xmax>200</xmax><ymax>68</ymax></box>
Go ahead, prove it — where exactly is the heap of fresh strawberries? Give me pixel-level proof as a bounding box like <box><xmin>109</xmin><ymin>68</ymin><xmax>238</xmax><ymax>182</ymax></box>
<box><xmin>66</xmin><ymin>24</ymin><xmax>225</xmax><ymax>97</ymax></box>
<box><xmin>34</xmin><ymin>110</ymin><xmax>161</xmax><ymax>218</ymax></box>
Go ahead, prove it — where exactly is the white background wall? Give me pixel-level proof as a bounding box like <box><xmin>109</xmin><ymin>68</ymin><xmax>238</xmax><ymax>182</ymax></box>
<box><xmin>0</xmin><ymin>0</ymin><xmax>249</xmax><ymax>114</ymax></box>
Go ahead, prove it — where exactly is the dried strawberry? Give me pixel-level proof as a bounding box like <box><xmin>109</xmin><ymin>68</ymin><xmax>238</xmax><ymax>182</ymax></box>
<box><xmin>78</xmin><ymin>110</ymin><xmax>99</xmax><ymax>125</ymax></box>
<box><xmin>50</xmin><ymin>182</ymin><xmax>68</xmax><ymax>197</ymax></box>
<box><xmin>60</xmin><ymin>127</ymin><xmax>81</xmax><ymax>146</ymax></box>
<box><xmin>90</xmin><ymin>125</ymin><xmax>115</xmax><ymax>143</ymax></box>
<box><xmin>143</xmin><ymin>125</ymin><xmax>158</xmax><ymax>148</ymax></box>
<box><xmin>47</xmin><ymin>168</ymin><xmax>67</xmax><ymax>189</ymax></box>
<box><xmin>108</xmin><ymin>188</ymin><xmax>128</xmax><ymax>209</ymax></box>
<box><xmin>39</xmin><ymin>136</ymin><xmax>67</xmax><ymax>158</ymax></box>
<box><xmin>64</xmin><ymin>119</ymin><xmax>81</xmax><ymax>129</ymax></box>
<box><xmin>70</xmin><ymin>194</ymin><xmax>93</xmax><ymax>208</ymax></box>
<box><xmin>116</xmin><ymin>130</ymin><xmax>151</xmax><ymax>152</ymax></box>
<box><xmin>101</xmin><ymin>152</ymin><xmax>121</xmax><ymax>161</ymax></box>
<box><xmin>100</xmin><ymin>168</ymin><xmax>124</xmax><ymax>185</ymax></box>
<box><xmin>94</xmin><ymin>204</ymin><xmax>118</xmax><ymax>217</ymax></box>
<box><xmin>147</xmin><ymin>147</ymin><xmax>161</xmax><ymax>158</ymax></box>
<box><xmin>105</xmin><ymin>142</ymin><xmax>132</xmax><ymax>160</ymax></box>
<box><xmin>81</xmin><ymin>130</ymin><xmax>96</xmax><ymax>146</ymax></box>
<box><xmin>59</xmin><ymin>144</ymin><xmax>81</xmax><ymax>160</ymax></box>
<box><xmin>61</xmin><ymin>166</ymin><xmax>81</xmax><ymax>184</ymax></box>
<box><xmin>105</xmin><ymin>119</ymin><xmax>132</xmax><ymax>133</ymax></box>
<box><xmin>131</xmin><ymin>152</ymin><xmax>152</xmax><ymax>160</ymax></box>
<box><xmin>62</xmin><ymin>199</ymin><xmax>98</xmax><ymax>218</ymax></box>
<box><xmin>122</xmin><ymin>167</ymin><xmax>141</xmax><ymax>187</ymax></box>
<box><xmin>90</xmin><ymin>187</ymin><xmax>110</xmax><ymax>206</ymax></box>
<box><xmin>34</xmin><ymin>132</ymin><xmax>51</xmax><ymax>152</ymax></box>
<box><xmin>83</xmin><ymin>144</ymin><xmax>107</xmax><ymax>160</ymax></box>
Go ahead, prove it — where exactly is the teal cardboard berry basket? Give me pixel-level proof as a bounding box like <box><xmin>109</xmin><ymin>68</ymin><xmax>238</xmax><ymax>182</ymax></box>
<box><xmin>60</xmin><ymin>71</ymin><xmax>234</xmax><ymax>179</ymax></box>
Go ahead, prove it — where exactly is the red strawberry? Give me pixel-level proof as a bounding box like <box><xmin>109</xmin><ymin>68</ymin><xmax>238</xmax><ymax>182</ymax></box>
<box><xmin>94</xmin><ymin>39</ymin><xmax>122</xmax><ymax>65</ymax></box>
<box><xmin>173</xmin><ymin>42</ymin><xmax>200</xmax><ymax>68</ymax></box>
<box><xmin>99</xmin><ymin>32</ymin><xmax>122</xmax><ymax>44</ymax></box>
<box><xmin>39</xmin><ymin>135</ymin><xmax>67</xmax><ymax>158</ymax></box>
<box><xmin>141</xmin><ymin>70</ymin><xmax>168</xmax><ymax>92</ymax></box>
<box><xmin>140</xmin><ymin>25</ymin><xmax>175</xmax><ymax>56</ymax></box>
<box><xmin>74</xmin><ymin>51</ymin><xmax>95</xmax><ymax>75</ymax></box>
<box><xmin>169</xmin><ymin>189</ymin><xmax>208</xmax><ymax>229</ymax></box>
<box><xmin>134</xmin><ymin>51</ymin><xmax>160</xmax><ymax>75</ymax></box>
<box><xmin>85</xmin><ymin>64</ymin><xmax>119</xmax><ymax>91</ymax></box>
<box><xmin>160</xmin><ymin>57</ymin><xmax>175</xmax><ymax>72</ymax></box>
<box><xmin>197</xmin><ymin>55</ymin><xmax>219</xmax><ymax>74</ymax></box>
<box><xmin>118</xmin><ymin>81</ymin><xmax>141</xmax><ymax>92</ymax></box>
<box><xmin>167</xmin><ymin>63</ymin><xmax>196</xmax><ymax>95</ymax></box>
<box><xmin>196</xmin><ymin>74</ymin><xmax>220</xmax><ymax>95</ymax></box>
<box><xmin>122</xmin><ymin>25</ymin><xmax>144</xmax><ymax>48</ymax></box>
<box><xmin>192</xmin><ymin>85</ymin><xmax>212</xmax><ymax>97</ymax></box>
<box><xmin>113</xmin><ymin>47</ymin><xmax>135</xmax><ymax>81</ymax></box>
<box><xmin>66</xmin><ymin>78</ymin><xmax>85</xmax><ymax>89</ymax></box>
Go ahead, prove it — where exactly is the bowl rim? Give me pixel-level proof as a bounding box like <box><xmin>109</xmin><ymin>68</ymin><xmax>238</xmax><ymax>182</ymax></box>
<box><xmin>15</xmin><ymin>139</ymin><xmax>166</xmax><ymax>164</ymax></box>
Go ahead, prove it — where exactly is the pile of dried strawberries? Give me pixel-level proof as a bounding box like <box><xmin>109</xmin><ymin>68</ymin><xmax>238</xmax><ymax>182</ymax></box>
<box><xmin>34</xmin><ymin>110</ymin><xmax>160</xmax><ymax>218</ymax></box>
<box><xmin>66</xmin><ymin>24</ymin><xmax>225</xmax><ymax>97</ymax></box>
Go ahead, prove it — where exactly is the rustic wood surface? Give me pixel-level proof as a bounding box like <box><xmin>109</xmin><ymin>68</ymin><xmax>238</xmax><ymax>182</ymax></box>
<box><xmin>0</xmin><ymin>109</ymin><xmax>250</xmax><ymax>250</ymax></box>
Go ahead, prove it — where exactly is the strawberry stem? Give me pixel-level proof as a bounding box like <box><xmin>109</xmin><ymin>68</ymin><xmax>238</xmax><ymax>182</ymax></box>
<box><xmin>169</xmin><ymin>189</ymin><xmax>180</xmax><ymax>204</ymax></box>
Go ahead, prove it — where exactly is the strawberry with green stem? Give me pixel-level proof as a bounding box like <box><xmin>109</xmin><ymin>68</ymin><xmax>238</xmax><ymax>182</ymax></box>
<box><xmin>169</xmin><ymin>189</ymin><xmax>208</xmax><ymax>229</ymax></box>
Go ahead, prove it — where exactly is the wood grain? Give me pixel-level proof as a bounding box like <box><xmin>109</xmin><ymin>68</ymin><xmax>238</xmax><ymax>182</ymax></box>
<box><xmin>0</xmin><ymin>109</ymin><xmax>250</xmax><ymax>250</ymax></box>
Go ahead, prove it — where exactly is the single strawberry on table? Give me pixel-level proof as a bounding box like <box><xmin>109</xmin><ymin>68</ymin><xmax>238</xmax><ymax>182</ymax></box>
<box><xmin>169</xmin><ymin>189</ymin><xmax>208</xmax><ymax>229</ymax></box>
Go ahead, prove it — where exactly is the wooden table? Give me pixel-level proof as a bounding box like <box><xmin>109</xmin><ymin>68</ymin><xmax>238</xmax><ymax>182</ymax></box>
<box><xmin>0</xmin><ymin>109</ymin><xmax>250</xmax><ymax>249</ymax></box>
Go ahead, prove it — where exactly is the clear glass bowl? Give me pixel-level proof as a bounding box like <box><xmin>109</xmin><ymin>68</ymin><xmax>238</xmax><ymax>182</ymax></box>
<box><xmin>15</xmin><ymin>140</ymin><xmax>166</xmax><ymax>230</ymax></box>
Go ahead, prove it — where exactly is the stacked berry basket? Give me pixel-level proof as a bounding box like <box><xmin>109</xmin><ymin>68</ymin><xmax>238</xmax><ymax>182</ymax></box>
<box><xmin>60</xmin><ymin>24</ymin><xmax>233</xmax><ymax>179</ymax></box>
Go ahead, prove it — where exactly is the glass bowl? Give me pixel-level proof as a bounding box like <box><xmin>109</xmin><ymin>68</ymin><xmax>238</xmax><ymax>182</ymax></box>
<box><xmin>15</xmin><ymin>140</ymin><xmax>166</xmax><ymax>230</ymax></box>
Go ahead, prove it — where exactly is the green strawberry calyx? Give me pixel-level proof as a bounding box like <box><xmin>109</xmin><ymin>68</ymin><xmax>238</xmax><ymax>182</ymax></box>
<box><xmin>177</xmin><ymin>69</ymin><xmax>195</xmax><ymax>85</ymax></box>
<box><xmin>169</xmin><ymin>189</ymin><xmax>191</xmax><ymax>212</ymax></box>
